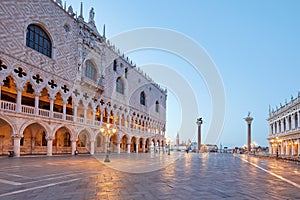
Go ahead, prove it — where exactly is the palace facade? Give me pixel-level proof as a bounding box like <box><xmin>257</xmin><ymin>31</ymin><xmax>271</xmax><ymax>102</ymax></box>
<box><xmin>0</xmin><ymin>0</ymin><xmax>167</xmax><ymax>157</ymax></box>
<box><xmin>268</xmin><ymin>94</ymin><xmax>300</xmax><ymax>157</ymax></box>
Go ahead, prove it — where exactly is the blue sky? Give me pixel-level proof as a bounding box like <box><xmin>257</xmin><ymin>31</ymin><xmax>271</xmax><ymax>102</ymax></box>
<box><xmin>69</xmin><ymin>0</ymin><xmax>300</xmax><ymax>147</ymax></box>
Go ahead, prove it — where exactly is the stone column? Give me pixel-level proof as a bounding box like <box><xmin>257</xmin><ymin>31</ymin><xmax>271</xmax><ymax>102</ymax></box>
<box><xmin>90</xmin><ymin>140</ymin><xmax>95</xmax><ymax>155</ymax></box>
<box><xmin>127</xmin><ymin>143</ymin><xmax>131</xmax><ymax>153</ymax></box>
<box><xmin>292</xmin><ymin>114</ymin><xmax>295</xmax><ymax>129</ymax></box>
<box><xmin>136</xmin><ymin>139</ymin><xmax>139</xmax><ymax>154</ymax></box>
<box><xmin>298</xmin><ymin>138</ymin><xmax>300</xmax><ymax>156</ymax></box>
<box><xmin>73</xmin><ymin>103</ymin><xmax>78</xmax><ymax>122</ymax></box>
<box><xmin>49</xmin><ymin>96</ymin><xmax>55</xmax><ymax>118</ymax></box>
<box><xmin>298</xmin><ymin>112</ymin><xmax>300</xmax><ymax>129</ymax></box>
<box><xmin>291</xmin><ymin>140</ymin><xmax>295</xmax><ymax>156</ymax></box>
<box><xmin>92</xmin><ymin>107</ymin><xmax>96</xmax><ymax>125</ymax></box>
<box><xmin>196</xmin><ymin>118</ymin><xmax>203</xmax><ymax>153</ymax></box>
<box><xmin>16</xmin><ymin>87</ymin><xmax>23</xmax><ymax>112</ymax></box>
<box><xmin>269</xmin><ymin>143</ymin><xmax>272</xmax><ymax>155</ymax></box>
<box><xmin>154</xmin><ymin>140</ymin><xmax>157</xmax><ymax>153</ymax></box>
<box><xmin>142</xmin><ymin>140</ymin><xmax>146</xmax><ymax>153</ymax></box>
<box><xmin>285</xmin><ymin>141</ymin><xmax>289</xmax><ymax>156</ymax></box>
<box><xmin>46</xmin><ymin>137</ymin><xmax>53</xmax><ymax>156</ymax></box>
<box><xmin>62</xmin><ymin>100</ymin><xmax>67</xmax><ymax>120</ymax></box>
<box><xmin>34</xmin><ymin>92</ymin><xmax>40</xmax><ymax>115</ymax></box>
<box><xmin>71</xmin><ymin>139</ymin><xmax>77</xmax><ymax>155</ymax></box>
<box><xmin>13</xmin><ymin>135</ymin><xmax>21</xmax><ymax>157</ymax></box>
<box><xmin>117</xmin><ymin>142</ymin><xmax>121</xmax><ymax>154</ymax></box>
<box><xmin>280</xmin><ymin>141</ymin><xmax>284</xmax><ymax>155</ymax></box>
<box><xmin>83</xmin><ymin>106</ymin><xmax>87</xmax><ymax>124</ymax></box>
<box><xmin>244</xmin><ymin>114</ymin><xmax>254</xmax><ymax>154</ymax></box>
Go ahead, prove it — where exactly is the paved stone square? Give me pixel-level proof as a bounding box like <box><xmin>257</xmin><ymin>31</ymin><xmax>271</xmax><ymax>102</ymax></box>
<box><xmin>0</xmin><ymin>153</ymin><xmax>300</xmax><ymax>199</ymax></box>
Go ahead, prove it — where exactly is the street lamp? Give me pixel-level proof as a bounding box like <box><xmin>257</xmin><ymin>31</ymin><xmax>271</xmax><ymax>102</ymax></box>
<box><xmin>167</xmin><ymin>137</ymin><xmax>171</xmax><ymax>155</ymax></box>
<box><xmin>100</xmin><ymin>123</ymin><xmax>117</xmax><ymax>162</ymax></box>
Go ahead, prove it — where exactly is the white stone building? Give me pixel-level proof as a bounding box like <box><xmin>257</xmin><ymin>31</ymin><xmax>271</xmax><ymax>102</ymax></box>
<box><xmin>268</xmin><ymin>94</ymin><xmax>300</xmax><ymax>157</ymax></box>
<box><xmin>0</xmin><ymin>0</ymin><xmax>167</xmax><ymax>157</ymax></box>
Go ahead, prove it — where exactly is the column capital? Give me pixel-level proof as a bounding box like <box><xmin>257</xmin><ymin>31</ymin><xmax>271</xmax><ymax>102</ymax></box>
<box><xmin>11</xmin><ymin>134</ymin><xmax>23</xmax><ymax>139</ymax></box>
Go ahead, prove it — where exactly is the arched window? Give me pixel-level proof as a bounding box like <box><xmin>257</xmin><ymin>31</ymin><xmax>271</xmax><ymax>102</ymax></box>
<box><xmin>140</xmin><ymin>91</ymin><xmax>146</xmax><ymax>106</ymax></box>
<box><xmin>26</xmin><ymin>24</ymin><xmax>52</xmax><ymax>58</ymax></box>
<box><xmin>116</xmin><ymin>77</ymin><xmax>124</xmax><ymax>94</ymax></box>
<box><xmin>85</xmin><ymin>60</ymin><xmax>96</xmax><ymax>80</ymax></box>
<box><xmin>113</xmin><ymin>60</ymin><xmax>117</xmax><ymax>71</ymax></box>
<box><xmin>155</xmin><ymin>101</ymin><xmax>159</xmax><ymax>112</ymax></box>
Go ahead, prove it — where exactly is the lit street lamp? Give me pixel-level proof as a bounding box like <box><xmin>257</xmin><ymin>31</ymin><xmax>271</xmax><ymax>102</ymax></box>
<box><xmin>100</xmin><ymin>123</ymin><xmax>117</xmax><ymax>162</ymax></box>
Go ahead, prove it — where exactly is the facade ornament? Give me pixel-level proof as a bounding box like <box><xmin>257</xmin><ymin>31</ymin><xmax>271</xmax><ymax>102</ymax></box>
<box><xmin>68</xmin><ymin>6</ymin><xmax>73</xmax><ymax>14</ymax></box>
<box><xmin>56</xmin><ymin>0</ymin><xmax>62</xmax><ymax>6</ymax></box>
<box><xmin>89</xmin><ymin>7</ymin><xmax>95</xmax><ymax>24</ymax></box>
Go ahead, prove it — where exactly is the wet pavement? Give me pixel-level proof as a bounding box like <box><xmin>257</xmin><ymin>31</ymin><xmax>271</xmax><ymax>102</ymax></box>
<box><xmin>0</xmin><ymin>153</ymin><xmax>299</xmax><ymax>199</ymax></box>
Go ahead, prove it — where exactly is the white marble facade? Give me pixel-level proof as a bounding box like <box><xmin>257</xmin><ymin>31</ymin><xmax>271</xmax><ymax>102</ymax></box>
<box><xmin>0</xmin><ymin>0</ymin><xmax>166</xmax><ymax>157</ymax></box>
<box><xmin>268</xmin><ymin>95</ymin><xmax>300</xmax><ymax>157</ymax></box>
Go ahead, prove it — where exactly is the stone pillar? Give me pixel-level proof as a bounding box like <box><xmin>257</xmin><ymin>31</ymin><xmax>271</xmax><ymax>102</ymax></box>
<box><xmin>90</xmin><ymin>140</ymin><xmax>95</xmax><ymax>155</ymax></box>
<box><xmin>16</xmin><ymin>87</ymin><xmax>23</xmax><ymax>112</ymax></box>
<box><xmin>71</xmin><ymin>139</ymin><xmax>77</xmax><ymax>155</ymax></box>
<box><xmin>285</xmin><ymin>141</ymin><xmax>289</xmax><ymax>156</ymax></box>
<box><xmin>292</xmin><ymin>114</ymin><xmax>295</xmax><ymax>129</ymax></box>
<box><xmin>127</xmin><ymin>143</ymin><xmax>131</xmax><ymax>153</ymax></box>
<box><xmin>117</xmin><ymin>142</ymin><xmax>121</xmax><ymax>154</ymax></box>
<box><xmin>49</xmin><ymin>97</ymin><xmax>55</xmax><ymax>118</ymax></box>
<box><xmin>136</xmin><ymin>139</ymin><xmax>139</xmax><ymax>154</ymax></box>
<box><xmin>154</xmin><ymin>141</ymin><xmax>157</xmax><ymax>153</ymax></box>
<box><xmin>298</xmin><ymin>112</ymin><xmax>300</xmax><ymax>129</ymax></box>
<box><xmin>13</xmin><ymin>136</ymin><xmax>21</xmax><ymax>157</ymax></box>
<box><xmin>62</xmin><ymin>100</ymin><xmax>67</xmax><ymax>120</ymax></box>
<box><xmin>196</xmin><ymin>118</ymin><xmax>203</xmax><ymax>152</ymax></box>
<box><xmin>34</xmin><ymin>92</ymin><xmax>40</xmax><ymax>115</ymax></box>
<box><xmin>73</xmin><ymin>103</ymin><xmax>78</xmax><ymax>122</ymax></box>
<box><xmin>298</xmin><ymin>138</ymin><xmax>300</xmax><ymax>156</ymax></box>
<box><xmin>46</xmin><ymin>138</ymin><xmax>53</xmax><ymax>156</ymax></box>
<box><xmin>281</xmin><ymin>119</ymin><xmax>284</xmax><ymax>132</ymax></box>
<box><xmin>244</xmin><ymin>115</ymin><xmax>254</xmax><ymax>154</ymax></box>
<box><xmin>269</xmin><ymin>143</ymin><xmax>272</xmax><ymax>155</ymax></box>
<box><xmin>92</xmin><ymin>107</ymin><xmax>96</xmax><ymax>125</ymax></box>
<box><xmin>291</xmin><ymin>140</ymin><xmax>295</xmax><ymax>156</ymax></box>
<box><xmin>280</xmin><ymin>141</ymin><xmax>284</xmax><ymax>155</ymax></box>
<box><xmin>142</xmin><ymin>140</ymin><xmax>146</xmax><ymax>153</ymax></box>
<box><xmin>83</xmin><ymin>106</ymin><xmax>87</xmax><ymax>124</ymax></box>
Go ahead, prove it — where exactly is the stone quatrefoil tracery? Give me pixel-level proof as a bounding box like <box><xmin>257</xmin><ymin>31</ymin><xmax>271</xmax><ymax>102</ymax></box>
<box><xmin>48</xmin><ymin>80</ymin><xmax>57</xmax><ymax>89</ymax></box>
<box><xmin>73</xmin><ymin>89</ymin><xmax>80</xmax><ymax>97</ymax></box>
<box><xmin>61</xmin><ymin>85</ymin><xmax>69</xmax><ymax>93</ymax></box>
<box><xmin>0</xmin><ymin>60</ymin><xmax>7</xmax><ymax>71</ymax></box>
<box><xmin>32</xmin><ymin>74</ymin><xmax>43</xmax><ymax>84</ymax></box>
<box><xmin>14</xmin><ymin>67</ymin><xmax>27</xmax><ymax>78</ymax></box>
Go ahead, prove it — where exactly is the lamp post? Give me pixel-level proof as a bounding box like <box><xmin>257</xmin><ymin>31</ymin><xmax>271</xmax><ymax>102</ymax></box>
<box><xmin>100</xmin><ymin>123</ymin><xmax>117</xmax><ymax>162</ymax></box>
<box><xmin>167</xmin><ymin>137</ymin><xmax>171</xmax><ymax>155</ymax></box>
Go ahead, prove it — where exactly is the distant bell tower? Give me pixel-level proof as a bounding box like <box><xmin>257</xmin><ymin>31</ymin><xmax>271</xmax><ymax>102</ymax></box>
<box><xmin>176</xmin><ymin>132</ymin><xmax>180</xmax><ymax>149</ymax></box>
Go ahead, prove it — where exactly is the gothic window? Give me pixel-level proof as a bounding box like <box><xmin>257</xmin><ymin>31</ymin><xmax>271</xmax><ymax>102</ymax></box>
<box><xmin>113</xmin><ymin>60</ymin><xmax>117</xmax><ymax>71</ymax></box>
<box><xmin>116</xmin><ymin>77</ymin><xmax>124</xmax><ymax>94</ymax></box>
<box><xmin>125</xmin><ymin>68</ymin><xmax>128</xmax><ymax>79</ymax></box>
<box><xmin>85</xmin><ymin>60</ymin><xmax>96</xmax><ymax>81</ymax></box>
<box><xmin>155</xmin><ymin>101</ymin><xmax>159</xmax><ymax>113</ymax></box>
<box><xmin>26</xmin><ymin>83</ymin><xmax>34</xmax><ymax>94</ymax></box>
<box><xmin>26</xmin><ymin>24</ymin><xmax>52</xmax><ymax>58</ymax></box>
<box><xmin>140</xmin><ymin>91</ymin><xmax>146</xmax><ymax>106</ymax></box>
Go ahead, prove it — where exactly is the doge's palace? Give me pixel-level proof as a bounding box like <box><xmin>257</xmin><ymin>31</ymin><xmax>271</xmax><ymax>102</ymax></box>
<box><xmin>0</xmin><ymin>0</ymin><xmax>167</xmax><ymax>157</ymax></box>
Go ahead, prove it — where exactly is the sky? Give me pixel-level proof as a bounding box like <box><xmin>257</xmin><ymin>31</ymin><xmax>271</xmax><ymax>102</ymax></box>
<box><xmin>68</xmin><ymin>0</ymin><xmax>300</xmax><ymax>148</ymax></box>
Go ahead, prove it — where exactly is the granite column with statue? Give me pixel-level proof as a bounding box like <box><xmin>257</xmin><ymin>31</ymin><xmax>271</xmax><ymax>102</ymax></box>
<box><xmin>244</xmin><ymin>113</ymin><xmax>253</xmax><ymax>154</ymax></box>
